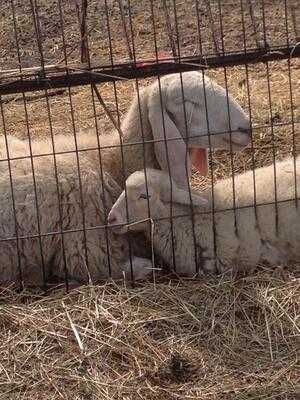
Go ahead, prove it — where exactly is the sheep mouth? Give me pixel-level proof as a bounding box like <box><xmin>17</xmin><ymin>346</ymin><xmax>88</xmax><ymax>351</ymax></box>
<box><xmin>189</xmin><ymin>148</ymin><xmax>208</xmax><ymax>176</ymax></box>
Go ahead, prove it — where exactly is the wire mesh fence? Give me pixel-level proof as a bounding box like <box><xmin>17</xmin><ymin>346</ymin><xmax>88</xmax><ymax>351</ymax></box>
<box><xmin>0</xmin><ymin>0</ymin><xmax>299</xmax><ymax>290</ymax></box>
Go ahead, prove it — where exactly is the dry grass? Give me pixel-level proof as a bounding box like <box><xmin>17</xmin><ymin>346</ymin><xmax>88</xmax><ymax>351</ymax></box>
<box><xmin>0</xmin><ymin>1</ymin><xmax>299</xmax><ymax>399</ymax></box>
<box><xmin>1</xmin><ymin>1</ymin><xmax>299</xmax><ymax>181</ymax></box>
<box><xmin>1</xmin><ymin>0</ymin><xmax>299</xmax><ymax>68</ymax></box>
<box><xmin>0</xmin><ymin>267</ymin><xmax>299</xmax><ymax>400</ymax></box>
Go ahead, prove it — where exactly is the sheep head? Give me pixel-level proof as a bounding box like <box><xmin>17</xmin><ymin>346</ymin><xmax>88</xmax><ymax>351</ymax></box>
<box><xmin>147</xmin><ymin>71</ymin><xmax>251</xmax><ymax>188</ymax></box>
<box><xmin>107</xmin><ymin>168</ymin><xmax>206</xmax><ymax>234</ymax></box>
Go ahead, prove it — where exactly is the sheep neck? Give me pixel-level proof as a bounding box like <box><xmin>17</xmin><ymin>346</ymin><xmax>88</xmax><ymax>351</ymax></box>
<box><xmin>143</xmin><ymin>203</ymin><xmax>214</xmax><ymax>275</ymax></box>
<box><xmin>105</xmin><ymin>89</ymin><xmax>159</xmax><ymax>188</ymax></box>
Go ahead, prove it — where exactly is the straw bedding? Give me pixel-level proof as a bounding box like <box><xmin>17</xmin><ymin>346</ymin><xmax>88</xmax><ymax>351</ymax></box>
<box><xmin>0</xmin><ymin>0</ymin><xmax>299</xmax><ymax>398</ymax></box>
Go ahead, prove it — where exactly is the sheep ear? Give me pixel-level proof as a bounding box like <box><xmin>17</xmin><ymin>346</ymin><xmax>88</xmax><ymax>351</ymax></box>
<box><xmin>148</xmin><ymin>102</ymin><xmax>190</xmax><ymax>189</ymax></box>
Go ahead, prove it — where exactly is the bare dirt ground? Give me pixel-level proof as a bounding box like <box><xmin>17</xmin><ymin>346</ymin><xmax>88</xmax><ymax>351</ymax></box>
<box><xmin>0</xmin><ymin>1</ymin><xmax>299</xmax><ymax>399</ymax></box>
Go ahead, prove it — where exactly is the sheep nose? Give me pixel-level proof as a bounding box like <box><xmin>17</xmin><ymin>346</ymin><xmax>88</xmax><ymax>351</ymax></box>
<box><xmin>107</xmin><ymin>212</ymin><xmax>117</xmax><ymax>225</ymax></box>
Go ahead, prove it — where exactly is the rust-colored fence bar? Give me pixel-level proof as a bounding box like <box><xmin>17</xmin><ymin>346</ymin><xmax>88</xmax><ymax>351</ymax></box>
<box><xmin>1</xmin><ymin>45</ymin><xmax>299</xmax><ymax>96</ymax></box>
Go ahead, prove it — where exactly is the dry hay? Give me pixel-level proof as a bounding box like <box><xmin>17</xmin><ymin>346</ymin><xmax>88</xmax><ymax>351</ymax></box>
<box><xmin>0</xmin><ymin>1</ymin><xmax>299</xmax><ymax>399</ymax></box>
<box><xmin>0</xmin><ymin>266</ymin><xmax>299</xmax><ymax>400</ymax></box>
<box><xmin>1</xmin><ymin>0</ymin><xmax>299</xmax><ymax>68</ymax></box>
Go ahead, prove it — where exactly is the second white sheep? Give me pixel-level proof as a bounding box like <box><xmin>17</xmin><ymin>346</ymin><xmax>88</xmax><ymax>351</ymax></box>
<box><xmin>108</xmin><ymin>157</ymin><xmax>300</xmax><ymax>275</ymax></box>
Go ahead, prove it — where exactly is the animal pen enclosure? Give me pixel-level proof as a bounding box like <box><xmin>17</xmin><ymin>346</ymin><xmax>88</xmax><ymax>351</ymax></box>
<box><xmin>0</xmin><ymin>1</ymin><xmax>299</xmax><ymax>399</ymax></box>
<box><xmin>0</xmin><ymin>0</ymin><xmax>299</xmax><ymax>289</ymax></box>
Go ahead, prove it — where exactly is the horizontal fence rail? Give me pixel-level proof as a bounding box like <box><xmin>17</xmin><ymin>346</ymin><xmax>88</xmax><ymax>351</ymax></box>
<box><xmin>0</xmin><ymin>45</ymin><xmax>300</xmax><ymax>95</ymax></box>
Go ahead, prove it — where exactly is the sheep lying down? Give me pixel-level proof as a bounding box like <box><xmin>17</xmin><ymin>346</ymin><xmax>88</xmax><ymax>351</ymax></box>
<box><xmin>108</xmin><ymin>157</ymin><xmax>300</xmax><ymax>276</ymax></box>
<box><xmin>0</xmin><ymin>155</ymin><xmax>153</xmax><ymax>286</ymax></box>
<box><xmin>0</xmin><ymin>70</ymin><xmax>252</xmax><ymax>286</ymax></box>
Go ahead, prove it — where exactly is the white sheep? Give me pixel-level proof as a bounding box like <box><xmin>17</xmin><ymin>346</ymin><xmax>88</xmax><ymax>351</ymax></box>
<box><xmin>0</xmin><ymin>71</ymin><xmax>251</xmax><ymax>285</ymax></box>
<box><xmin>108</xmin><ymin>157</ymin><xmax>300</xmax><ymax>276</ymax></box>
<box><xmin>0</xmin><ymin>158</ymin><xmax>156</xmax><ymax>285</ymax></box>
<box><xmin>0</xmin><ymin>71</ymin><xmax>251</xmax><ymax>187</ymax></box>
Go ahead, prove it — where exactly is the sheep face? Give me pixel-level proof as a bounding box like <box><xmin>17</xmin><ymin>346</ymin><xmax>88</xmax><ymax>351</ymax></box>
<box><xmin>164</xmin><ymin>72</ymin><xmax>251</xmax><ymax>150</ymax></box>
<box><xmin>107</xmin><ymin>172</ymin><xmax>161</xmax><ymax>234</ymax></box>
<box><xmin>107</xmin><ymin>169</ymin><xmax>206</xmax><ymax>234</ymax></box>
<box><xmin>148</xmin><ymin>72</ymin><xmax>251</xmax><ymax>184</ymax></box>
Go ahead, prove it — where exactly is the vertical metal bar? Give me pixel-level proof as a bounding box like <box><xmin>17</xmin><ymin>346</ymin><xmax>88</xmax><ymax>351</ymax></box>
<box><xmin>247</xmin><ymin>0</ymin><xmax>263</xmax><ymax>49</ymax></box>
<box><xmin>284</xmin><ymin>0</ymin><xmax>298</xmax><ymax>207</ymax></box>
<box><xmin>117</xmin><ymin>0</ymin><xmax>134</xmax><ymax>61</ymax></box>
<box><xmin>14</xmin><ymin>0</ymin><xmax>48</xmax><ymax>288</ymax></box>
<box><xmin>104</xmin><ymin>0</ymin><xmax>135</xmax><ymax>280</ymax></box>
<box><xmin>75</xmin><ymin>1</ymin><xmax>115</xmax><ymax>281</ymax></box>
<box><xmin>161</xmin><ymin>0</ymin><xmax>178</xmax><ymax>60</ymax></box>
<box><xmin>74</xmin><ymin>0</ymin><xmax>89</xmax><ymax>63</ymax></box>
<box><xmin>195</xmin><ymin>0</ymin><xmax>218</xmax><ymax>272</ymax></box>
<box><xmin>30</xmin><ymin>0</ymin><xmax>46</xmax><ymax>73</ymax></box>
<box><xmin>57</xmin><ymin>0</ymin><xmax>90</xmax><ymax>280</ymax></box>
<box><xmin>217</xmin><ymin>0</ymin><xmax>238</xmax><ymax>235</ymax></box>
<box><xmin>48</xmin><ymin>0</ymin><xmax>90</xmax><ymax>290</ymax></box>
<box><xmin>42</xmin><ymin>89</ymin><xmax>70</xmax><ymax>291</ymax></box>
<box><xmin>89</xmin><ymin>85</ymin><xmax>113</xmax><ymax>277</ymax></box>
<box><xmin>195</xmin><ymin>0</ymin><xmax>203</xmax><ymax>54</ymax></box>
<box><xmin>196</xmin><ymin>0</ymin><xmax>217</xmax><ymax>266</ymax></box>
<box><xmin>0</xmin><ymin>100</ymin><xmax>23</xmax><ymax>289</ymax></box>
<box><xmin>172</xmin><ymin>0</ymin><xmax>200</xmax><ymax>274</ymax></box>
<box><xmin>203</xmin><ymin>0</ymin><xmax>220</xmax><ymax>55</ymax></box>
<box><xmin>149</xmin><ymin>0</ymin><xmax>177</xmax><ymax>272</ymax></box>
<box><xmin>261</xmin><ymin>0</ymin><xmax>279</xmax><ymax>235</ymax></box>
<box><xmin>0</xmin><ymin>0</ymin><xmax>29</xmax><ymax>290</ymax></box>
<box><xmin>127</xmin><ymin>0</ymin><xmax>156</xmax><ymax>277</ymax></box>
<box><xmin>240</xmin><ymin>0</ymin><xmax>258</xmax><ymax>219</ymax></box>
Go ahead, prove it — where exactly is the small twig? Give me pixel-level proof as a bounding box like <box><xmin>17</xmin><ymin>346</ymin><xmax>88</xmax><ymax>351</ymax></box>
<box><xmin>74</xmin><ymin>0</ymin><xmax>89</xmax><ymax>63</ymax></box>
<box><xmin>92</xmin><ymin>83</ymin><xmax>124</xmax><ymax>137</ymax></box>
<box><xmin>62</xmin><ymin>301</ymin><xmax>84</xmax><ymax>352</ymax></box>
<box><xmin>0</xmin><ymin>89</ymin><xmax>66</xmax><ymax>104</ymax></box>
<box><xmin>161</xmin><ymin>0</ymin><xmax>178</xmax><ymax>60</ymax></box>
<box><xmin>70</xmin><ymin>66</ymin><xmax>129</xmax><ymax>81</ymax></box>
<box><xmin>203</xmin><ymin>0</ymin><xmax>220</xmax><ymax>55</ymax></box>
<box><xmin>41</xmin><ymin>364</ymin><xmax>65</xmax><ymax>399</ymax></box>
<box><xmin>117</xmin><ymin>0</ymin><xmax>134</xmax><ymax>61</ymax></box>
<box><xmin>30</xmin><ymin>0</ymin><xmax>46</xmax><ymax>71</ymax></box>
<box><xmin>58</xmin><ymin>25</ymin><xmax>95</xmax><ymax>65</ymax></box>
<box><xmin>150</xmin><ymin>218</ymin><xmax>156</xmax><ymax>290</ymax></box>
<box><xmin>0</xmin><ymin>63</ymin><xmax>69</xmax><ymax>78</ymax></box>
<box><xmin>246</xmin><ymin>0</ymin><xmax>264</xmax><ymax>49</ymax></box>
<box><xmin>264</xmin><ymin>308</ymin><xmax>273</xmax><ymax>362</ymax></box>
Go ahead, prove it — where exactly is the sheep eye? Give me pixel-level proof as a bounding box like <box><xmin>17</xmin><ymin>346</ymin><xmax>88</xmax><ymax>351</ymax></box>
<box><xmin>187</xmin><ymin>99</ymin><xmax>197</xmax><ymax>105</ymax></box>
<box><xmin>139</xmin><ymin>193</ymin><xmax>151</xmax><ymax>200</ymax></box>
